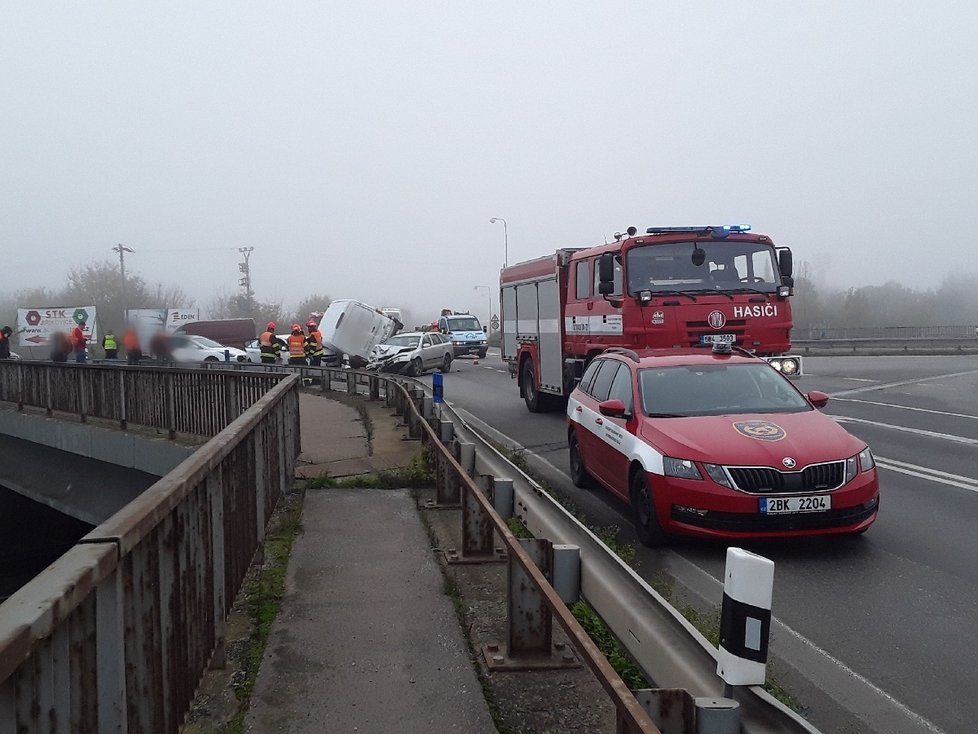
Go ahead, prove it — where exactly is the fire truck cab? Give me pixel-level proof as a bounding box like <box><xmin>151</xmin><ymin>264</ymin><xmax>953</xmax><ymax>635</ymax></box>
<box><xmin>500</xmin><ymin>225</ymin><xmax>802</xmax><ymax>412</ymax></box>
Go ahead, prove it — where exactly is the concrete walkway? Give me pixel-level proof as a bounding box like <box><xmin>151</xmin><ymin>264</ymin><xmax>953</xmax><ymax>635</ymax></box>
<box><xmin>245</xmin><ymin>393</ymin><xmax>496</xmax><ymax>734</ymax></box>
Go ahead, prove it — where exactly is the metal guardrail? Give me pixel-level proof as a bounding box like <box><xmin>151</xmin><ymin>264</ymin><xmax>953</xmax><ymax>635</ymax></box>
<box><xmin>797</xmin><ymin>324</ymin><xmax>977</xmax><ymax>340</ymax></box>
<box><xmin>0</xmin><ymin>363</ymin><xmax>301</xmax><ymax>733</ymax></box>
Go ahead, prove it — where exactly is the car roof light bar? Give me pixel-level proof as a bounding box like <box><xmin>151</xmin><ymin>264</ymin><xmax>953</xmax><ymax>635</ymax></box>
<box><xmin>645</xmin><ymin>225</ymin><xmax>752</xmax><ymax>234</ymax></box>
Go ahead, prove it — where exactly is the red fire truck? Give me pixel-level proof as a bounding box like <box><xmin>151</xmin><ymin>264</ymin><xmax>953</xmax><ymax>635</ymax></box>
<box><xmin>500</xmin><ymin>225</ymin><xmax>802</xmax><ymax>412</ymax></box>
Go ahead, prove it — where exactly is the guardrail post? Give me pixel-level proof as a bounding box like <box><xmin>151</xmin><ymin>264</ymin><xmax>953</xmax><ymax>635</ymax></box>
<box><xmin>447</xmin><ymin>473</ymin><xmax>505</xmax><ymax>564</ymax></box>
<box><xmin>433</xmin><ymin>447</ymin><xmax>460</xmax><ymax>506</ymax></box>
<box><xmin>483</xmin><ymin>538</ymin><xmax>579</xmax><ymax>671</ymax></box>
<box><xmin>492</xmin><ymin>477</ymin><xmax>514</xmax><ymax>519</ymax></box>
<box><xmin>347</xmin><ymin>372</ymin><xmax>356</xmax><ymax>395</ymax></box>
<box><xmin>439</xmin><ymin>420</ymin><xmax>454</xmax><ymax>444</ymax></box>
<box><xmin>627</xmin><ymin>689</ymin><xmax>696</xmax><ymax>734</ymax></box>
<box><xmin>552</xmin><ymin>544</ymin><xmax>581</xmax><ymax>604</ymax></box>
<box><xmin>368</xmin><ymin>375</ymin><xmax>380</xmax><ymax>400</ymax></box>
<box><xmin>207</xmin><ymin>472</ymin><xmax>227</xmax><ymax>670</ymax></box>
<box><xmin>78</xmin><ymin>368</ymin><xmax>88</xmax><ymax>422</ymax></box>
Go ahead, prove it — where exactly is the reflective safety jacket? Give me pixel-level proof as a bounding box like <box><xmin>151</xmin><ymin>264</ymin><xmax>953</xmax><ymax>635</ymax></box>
<box><xmin>259</xmin><ymin>331</ymin><xmax>286</xmax><ymax>358</ymax></box>
<box><xmin>102</xmin><ymin>334</ymin><xmax>118</xmax><ymax>350</ymax></box>
<box><xmin>305</xmin><ymin>329</ymin><xmax>325</xmax><ymax>357</ymax></box>
<box><xmin>287</xmin><ymin>333</ymin><xmax>307</xmax><ymax>358</ymax></box>
<box><xmin>123</xmin><ymin>330</ymin><xmax>140</xmax><ymax>351</ymax></box>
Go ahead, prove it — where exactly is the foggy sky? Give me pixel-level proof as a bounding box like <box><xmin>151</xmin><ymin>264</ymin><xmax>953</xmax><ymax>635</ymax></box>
<box><xmin>2</xmin><ymin>2</ymin><xmax>976</xmax><ymax>325</ymax></box>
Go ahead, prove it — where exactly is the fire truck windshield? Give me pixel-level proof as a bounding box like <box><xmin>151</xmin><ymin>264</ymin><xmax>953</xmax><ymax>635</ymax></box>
<box><xmin>626</xmin><ymin>241</ymin><xmax>780</xmax><ymax>294</ymax></box>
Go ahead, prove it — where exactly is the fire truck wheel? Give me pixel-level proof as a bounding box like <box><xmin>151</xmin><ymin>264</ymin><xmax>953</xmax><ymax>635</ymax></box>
<box><xmin>630</xmin><ymin>471</ymin><xmax>668</xmax><ymax>547</ymax></box>
<box><xmin>522</xmin><ymin>360</ymin><xmax>544</xmax><ymax>412</ymax></box>
<box><xmin>568</xmin><ymin>431</ymin><xmax>595</xmax><ymax>488</ymax></box>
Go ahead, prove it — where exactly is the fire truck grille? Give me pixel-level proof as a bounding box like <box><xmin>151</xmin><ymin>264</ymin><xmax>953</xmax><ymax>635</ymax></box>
<box><xmin>727</xmin><ymin>461</ymin><xmax>846</xmax><ymax>494</ymax></box>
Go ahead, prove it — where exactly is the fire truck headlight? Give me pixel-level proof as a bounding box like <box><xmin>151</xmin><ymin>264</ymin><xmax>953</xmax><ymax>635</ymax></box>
<box><xmin>768</xmin><ymin>358</ymin><xmax>784</xmax><ymax>372</ymax></box>
<box><xmin>639</xmin><ymin>290</ymin><xmax>652</xmax><ymax>303</ymax></box>
<box><xmin>778</xmin><ymin>285</ymin><xmax>791</xmax><ymax>297</ymax></box>
<box><xmin>781</xmin><ymin>358</ymin><xmax>800</xmax><ymax>375</ymax></box>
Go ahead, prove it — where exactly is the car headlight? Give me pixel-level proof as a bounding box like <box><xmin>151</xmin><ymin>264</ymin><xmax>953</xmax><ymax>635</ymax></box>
<box><xmin>844</xmin><ymin>456</ymin><xmax>858</xmax><ymax>483</ymax></box>
<box><xmin>703</xmin><ymin>463</ymin><xmax>731</xmax><ymax>487</ymax></box>
<box><xmin>858</xmin><ymin>447</ymin><xmax>875</xmax><ymax>472</ymax></box>
<box><xmin>663</xmin><ymin>457</ymin><xmax>702</xmax><ymax>480</ymax></box>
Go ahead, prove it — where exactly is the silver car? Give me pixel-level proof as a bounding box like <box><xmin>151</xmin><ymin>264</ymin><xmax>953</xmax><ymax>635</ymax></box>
<box><xmin>367</xmin><ymin>331</ymin><xmax>453</xmax><ymax>376</ymax></box>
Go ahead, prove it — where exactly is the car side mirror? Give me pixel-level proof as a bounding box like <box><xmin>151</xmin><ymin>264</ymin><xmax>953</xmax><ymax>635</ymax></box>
<box><xmin>807</xmin><ymin>390</ymin><xmax>829</xmax><ymax>409</ymax></box>
<box><xmin>598</xmin><ymin>398</ymin><xmax>628</xmax><ymax>418</ymax></box>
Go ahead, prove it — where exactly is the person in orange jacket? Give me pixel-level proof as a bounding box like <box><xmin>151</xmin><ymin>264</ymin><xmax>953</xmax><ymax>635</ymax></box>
<box><xmin>123</xmin><ymin>326</ymin><xmax>142</xmax><ymax>365</ymax></box>
<box><xmin>286</xmin><ymin>323</ymin><xmax>307</xmax><ymax>366</ymax></box>
<box><xmin>259</xmin><ymin>321</ymin><xmax>287</xmax><ymax>364</ymax></box>
<box><xmin>304</xmin><ymin>318</ymin><xmax>325</xmax><ymax>366</ymax></box>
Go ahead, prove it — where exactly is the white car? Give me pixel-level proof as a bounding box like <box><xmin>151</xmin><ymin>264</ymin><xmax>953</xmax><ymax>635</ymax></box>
<box><xmin>367</xmin><ymin>331</ymin><xmax>453</xmax><ymax>376</ymax></box>
<box><xmin>244</xmin><ymin>334</ymin><xmax>290</xmax><ymax>364</ymax></box>
<box><xmin>169</xmin><ymin>334</ymin><xmax>249</xmax><ymax>364</ymax></box>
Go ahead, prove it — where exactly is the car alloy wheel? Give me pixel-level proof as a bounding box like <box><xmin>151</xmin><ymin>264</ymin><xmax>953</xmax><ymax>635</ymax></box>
<box><xmin>441</xmin><ymin>353</ymin><xmax>452</xmax><ymax>372</ymax></box>
<box><xmin>630</xmin><ymin>471</ymin><xmax>668</xmax><ymax>547</ymax></box>
<box><xmin>410</xmin><ymin>357</ymin><xmax>423</xmax><ymax>377</ymax></box>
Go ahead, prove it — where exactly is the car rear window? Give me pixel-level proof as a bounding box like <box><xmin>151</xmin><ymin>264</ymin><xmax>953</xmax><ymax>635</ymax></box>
<box><xmin>588</xmin><ymin>360</ymin><xmax>621</xmax><ymax>402</ymax></box>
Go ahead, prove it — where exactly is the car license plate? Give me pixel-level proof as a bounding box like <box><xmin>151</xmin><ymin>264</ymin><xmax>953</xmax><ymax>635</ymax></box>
<box><xmin>700</xmin><ymin>333</ymin><xmax>735</xmax><ymax>345</ymax></box>
<box><xmin>759</xmin><ymin>495</ymin><xmax>832</xmax><ymax>514</ymax></box>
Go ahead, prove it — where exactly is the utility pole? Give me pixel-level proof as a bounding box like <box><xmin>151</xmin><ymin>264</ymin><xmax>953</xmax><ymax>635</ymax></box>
<box><xmin>238</xmin><ymin>246</ymin><xmax>255</xmax><ymax>298</ymax></box>
<box><xmin>112</xmin><ymin>243</ymin><xmax>134</xmax><ymax>322</ymax></box>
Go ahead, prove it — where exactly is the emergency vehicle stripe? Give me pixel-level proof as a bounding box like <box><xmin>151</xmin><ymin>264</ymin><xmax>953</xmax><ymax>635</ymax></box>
<box><xmin>567</xmin><ymin>395</ymin><xmax>664</xmax><ymax>475</ymax></box>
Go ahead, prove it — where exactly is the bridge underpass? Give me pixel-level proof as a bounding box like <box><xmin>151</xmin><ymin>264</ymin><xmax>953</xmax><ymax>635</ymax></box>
<box><xmin>0</xmin><ymin>405</ymin><xmax>197</xmax><ymax>602</ymax></box>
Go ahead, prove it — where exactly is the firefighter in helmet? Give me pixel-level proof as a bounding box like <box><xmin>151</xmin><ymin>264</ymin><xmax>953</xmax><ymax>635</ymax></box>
<box><xmin>304</xmin><ymin>318</ymin><xmax>325</xmax><ymax>366</ymax></box>
<box><xmin>259</xmin><ymin>321</ymin><xmax>287</xmax><ymax>364</ymax></box>
<box><xmin>287</xmin><ymin>323</ymin><xmax>307</xmax><ymax>366</ymax></box>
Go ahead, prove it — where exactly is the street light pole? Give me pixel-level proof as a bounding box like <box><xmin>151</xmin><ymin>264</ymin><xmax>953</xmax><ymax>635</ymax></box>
<box><xmin>489</xmin><ymin>217</ymin><xmax>508</xmax><ymax>267</ymax></box>
<box><xmin>112</xmin><ymin>243</ymin><xmax>134</xmax><ymax>322</ymax></box>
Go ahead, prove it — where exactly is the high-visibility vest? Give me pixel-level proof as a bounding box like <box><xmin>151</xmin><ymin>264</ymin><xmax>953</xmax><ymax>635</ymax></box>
<box><xmin>103</xmin><ymin>334</ymin><xmax>118</xmax><ymax>350</ymax></box>
<box><xmin>287</xmin><ymin>333</ymin><xmax>306</xmax><ymax>358</ymax></box>
<box><xmin>123</xmin><ymin>331</ymin><xmax>140</xmax><ymax>351</ymax></box>
<box><xmin>259</xmin><ymin>330</ymin><xmax>274</xmax><ymax>347</ymax></box>
<box><xmin>306</xmin><ymin>329</ymin><xmax>325</xmax><ymax>357</ymax></box>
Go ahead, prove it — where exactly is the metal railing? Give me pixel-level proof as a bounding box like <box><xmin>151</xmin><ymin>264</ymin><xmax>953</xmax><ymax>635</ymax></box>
<box><xmin>0</xmin><ymin>363</ymin><xmax>300</xmax><ymax>733</ymax></box>
<box><xmin>797</xmin><ymin>324</ymin><xmax>977</xmax><ymax>340</ymax></box>
<box><xmin>0</xmin><ymin>361</ymin><xmax>285</xmax><ymax>437</ymax></box>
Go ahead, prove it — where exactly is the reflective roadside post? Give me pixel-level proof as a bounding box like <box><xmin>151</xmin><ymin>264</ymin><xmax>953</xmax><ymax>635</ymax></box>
<box><xmin>707</xmin><ymin>547</ymin><xmax>775</xmax><ymax>732</ymax></box>
<box><xmin>432</xmin><ymin>371</ymin><xmax>444</xmax><ymax>405</ymax></box>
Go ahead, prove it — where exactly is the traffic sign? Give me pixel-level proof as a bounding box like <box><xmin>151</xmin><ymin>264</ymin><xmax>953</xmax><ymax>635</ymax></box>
<box><xmin>490</xmin><ymin>314</ymin><xmax>500</xmax><ymax>332</ymax></box>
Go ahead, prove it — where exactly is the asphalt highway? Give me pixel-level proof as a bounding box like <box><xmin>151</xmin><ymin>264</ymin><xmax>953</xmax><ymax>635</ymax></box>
<box><xmin>431</xmin><ymin>352</ymin><xmax>978</xmax><ymax>734</ymax></box>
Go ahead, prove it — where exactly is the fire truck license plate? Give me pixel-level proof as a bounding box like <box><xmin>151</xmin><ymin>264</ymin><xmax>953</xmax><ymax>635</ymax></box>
<box><xmin>700</xmin><ymin>333</ymin><xmax>735</xmax><ymax>345</ymax></box>
<box><xmin>760</xmin><ymin>495</ymin><xmax>832</xmax><ymax>514</ymax></box>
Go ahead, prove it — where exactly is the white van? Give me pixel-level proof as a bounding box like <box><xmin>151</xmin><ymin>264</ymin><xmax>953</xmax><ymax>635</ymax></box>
<box><xmin>319</xmin><ymin>299</ymin><xmax>400</xmax><ymax>366</ymax></box>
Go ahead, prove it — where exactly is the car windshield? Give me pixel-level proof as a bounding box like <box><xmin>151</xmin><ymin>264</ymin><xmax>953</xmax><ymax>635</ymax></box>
<box><xmin>626</xmin><ymin>241</ymin><xmax>780</xmax><ymax>294</ymax></box>
<box><xmin>383</xmin><ymin>335</ymin><xmax>421</xmax><ymax>348</ymax></box>
<box><xmin>639</xmin><ymin>363</ymin><xmax>812</xmax><ymax>417</ymax></box>
<box><xmin>446</xmin><ymin>317</ymin><xmax>481</xmax><ymax>331</ymax></box>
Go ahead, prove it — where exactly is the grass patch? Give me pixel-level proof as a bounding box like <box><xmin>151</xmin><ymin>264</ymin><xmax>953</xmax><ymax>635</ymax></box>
<box><xmin>305</xmin><ymin>444</ymin><xmax>436</xmax><ymax>490</ymax></box>
<box><xmin>505</xmin><ymin>517</ymin><xmax>533</xmax><ymax>539</ymax></box>
<box><xmin>502</xmin><ymin>447</ymin><xmax>528</xmax><ymax>472</ymax></box>
<box><xmin>224</xmin><ymin>488</ymin><xmax>304</xmax><ymax>733</ymax></box>
<box><xmin>571</xmin><ymin>600</ymin><xmax>649</xmax><ymax>690</ymax></box>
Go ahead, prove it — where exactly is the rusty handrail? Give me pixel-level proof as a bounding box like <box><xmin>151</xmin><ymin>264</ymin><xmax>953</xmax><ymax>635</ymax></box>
<box><xmin>386</xmin><ymin>379</ymin><xmax>661</xmax><ymax>734</ymax></box>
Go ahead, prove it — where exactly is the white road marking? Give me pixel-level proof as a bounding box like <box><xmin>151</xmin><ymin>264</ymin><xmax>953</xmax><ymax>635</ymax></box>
<box><xmin>875</xmin><ymin>457</ymin><xmax>978</xmax><ymax>493</ymax></box>
<box><xmin>841</xmin><ymin>377</ymin><xmax>879</xmax><ymax>383</ymax></box>
<box><xmin>832</xmin><ymin>415</ymin><xmax>978</xmax><ymax>446</ymax></box>
<box><xmin>830</xmin><ymin>368</ymin><xmax>978</xmax><ymax>398</ymax></box>
<box><xmin>833</xmin><ymin>397</ymin><xmax>978</xmax><ymax>421</ymax></box>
